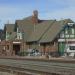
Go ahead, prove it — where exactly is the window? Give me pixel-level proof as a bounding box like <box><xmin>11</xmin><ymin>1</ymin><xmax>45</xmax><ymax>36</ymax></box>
<box><xmin>69</xmin><ymin>46</ymin><xmax>75</xmax><ymax>50</ymax></box>
<box><xmin>65</xmin><ymin>35</ymin><xmax>69</xmax><ymax>38</ymax></box>
<box><xmin>17</xmin><ymin>28</ymin><xmax>19</xmax><ymax>33</ymax></box>
<box><xmin>65</xmin><ymin>28</ymin><xmax>68</xmax><ymax>34</ymax></box>
<box><xmin>19</xmin><ymin>36</ymin><xmax>20</xmax><ymax>39</ymax></box>
<box><xmin>68</xmin><ymin>27</ymin><xmax>75</xmax><ymax>35</ymax></box>
<box><xmin>72</xmin><ymin>28</ymin><xmax>74</xmax><ymax>34</ymax></box>
<box><xmin>60</xmin><ymin>31</ymin><xmax>64</xmax><ymax>38</ymax></box>
<box><xmin>65</xmin><ymin>26</ymin><xmax>70</xmax><ymax>34</ymax></box>
<box><xmin>68</xmin><ymin>27</ymin><xmax>75</xmax><ymax>38</ymax></box>
<box><xmin>17</xmin><ymin>32</ymin><xmax>22</xmax><ymax>39</ymax></box>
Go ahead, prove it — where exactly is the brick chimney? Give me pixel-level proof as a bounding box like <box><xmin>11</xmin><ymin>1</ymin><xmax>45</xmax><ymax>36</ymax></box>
<box><xmin>32</xmin><ymin>10</ymin><xmax>38</xmax><ymax>24</ymax></box>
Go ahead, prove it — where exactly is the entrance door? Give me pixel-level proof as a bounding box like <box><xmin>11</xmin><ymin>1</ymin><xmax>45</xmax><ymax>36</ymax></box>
<box><xmin>13</xmin><ymin>44</ymin><xmax>20</xmax><ymax>55</ymax></box>
<box><xmin>59</xmin><ymin>42</ymin><xmax>65</xmax><ymax>56</ymax></box>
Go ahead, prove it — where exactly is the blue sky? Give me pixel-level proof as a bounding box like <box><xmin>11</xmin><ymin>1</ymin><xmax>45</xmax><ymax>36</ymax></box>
<box><xmin>0</xmin><ymin>0</ymin><xmax>75</xmax><ymax>29</ymax></box>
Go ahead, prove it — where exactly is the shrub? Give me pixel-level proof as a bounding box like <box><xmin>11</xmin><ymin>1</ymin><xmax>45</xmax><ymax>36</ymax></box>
<box><xmin>18</xmin><ymin>51</ymin><xmax>29</xmax><ymax>56</ymax></box>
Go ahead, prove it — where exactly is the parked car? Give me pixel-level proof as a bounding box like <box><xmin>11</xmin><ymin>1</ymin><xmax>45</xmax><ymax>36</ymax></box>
<box><xmin>64</xmin><ymin>44</ymin><xmax>75</xmax><ymax>57</ymax></box>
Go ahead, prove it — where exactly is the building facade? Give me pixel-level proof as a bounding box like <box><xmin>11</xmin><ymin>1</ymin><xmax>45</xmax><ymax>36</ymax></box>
<box><xmin>0</xmin><ymin>10</ymin><xmax>75</xmax><ymax>57</ymax></box>
<box><xmin>58</xmin><ymin>23</ymin><xmax>75</xmax><ymax>56</ymax></box>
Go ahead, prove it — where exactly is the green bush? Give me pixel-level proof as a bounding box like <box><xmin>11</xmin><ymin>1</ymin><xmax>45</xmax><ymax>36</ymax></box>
<box><xmin>18</xmin><ymin>51</ymin><xmax>29</xmax><ymax>56</ymax></box>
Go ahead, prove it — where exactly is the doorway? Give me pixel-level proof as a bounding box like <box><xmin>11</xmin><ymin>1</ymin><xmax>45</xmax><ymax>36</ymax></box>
<box><xmin>13</xmin><ymin>44</ymin><xmax>20</xmax><ymax>55</ymax></box>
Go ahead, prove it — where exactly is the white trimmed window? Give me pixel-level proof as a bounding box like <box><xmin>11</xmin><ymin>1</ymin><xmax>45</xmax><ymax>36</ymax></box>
<box><xmin>60</xmin><ymin>31</ymin><xmax>64</xmax><ymax>38</ymax></box>
<box><xmin>17</xmin><ymin>32</ymin><xmax>22</xmax><ymax>39</ymax></box>
<box><xmin>65</xmin><ymin>28</ymin><xmax>68</xmax><ymax>34</ymax></box>
<box><xmin>72</xmin><ymin>28</ymin><xmax>74</xmax><ymax>34</ymax></box>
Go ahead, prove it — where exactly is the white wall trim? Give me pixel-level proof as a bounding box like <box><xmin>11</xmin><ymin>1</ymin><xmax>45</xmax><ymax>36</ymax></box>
<box><xmin>13</xmin><ymin>42</ymin><xmax>21</xmax><ymax>44</ymax></box>
<box><xmin>58</xmin><ymin>39</ymin><xmax>75</xmax><ymax>42</ymax></box>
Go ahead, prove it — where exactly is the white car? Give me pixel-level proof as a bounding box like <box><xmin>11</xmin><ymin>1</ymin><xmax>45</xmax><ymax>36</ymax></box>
<box><xmin>65</xmin><ymin>44</ymin><xmax>75</xmax><ymax>57</ymax></box>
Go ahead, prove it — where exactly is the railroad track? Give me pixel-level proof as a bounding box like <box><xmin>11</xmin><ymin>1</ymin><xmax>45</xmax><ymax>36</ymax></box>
<box><xmin>0</xmin><ymin>58</ymin><xmax>75</xmax><ymax>75</ymax></box>
<box><xmin>0</xmin><ymin>56</ymin><xmax>75</xmax><ymax>63</ymax></box>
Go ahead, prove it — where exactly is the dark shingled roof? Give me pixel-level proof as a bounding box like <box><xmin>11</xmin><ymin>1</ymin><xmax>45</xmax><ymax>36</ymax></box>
<box><xmin>27</xmin><ymin>20</ymin><xmax>56</xmax><ymax>42</ymax></box>
<box><xmin>5</xmin><ymin>16</ymin><xmax>73</xmax><ymax>43</ymax></box>
<box><xmin>5</xmin><ymin>24</ymin><xmax>15</xmax><ymax>33</ymax></box>
<box><xmin>63</xmin><ymin>19</ymin><xmax>74</xmax><ymax>24</ymax></box>
<box><xmin>39</xmin><ymin>19</ymin><xmax>74</xmax><ymax>43</ymax></box>
<box><xmin>27</xmin><ymin>18</ymin><xmax>74</xmax><ymax>43</ymax></box>
<box><xmin>16</xmin><ymin>16</ymin><xmax>34</xmax><ymax>41</ymax></box>
<box><xmin>9</xmin><ymin>32</ymin><xmax>17</xmax><ymax>40</ymax></box>
<box><xmin>39</xmin><ymin>21</ymin><xmax>64</xmax><ymax>43</ymax></box>
<box><xmin>16</xmin><ymin>16</ymin><xmax>46</xmax><ymax>41</ymax></box>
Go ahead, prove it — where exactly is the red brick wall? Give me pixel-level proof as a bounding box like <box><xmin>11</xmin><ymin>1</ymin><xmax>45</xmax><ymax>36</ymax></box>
<box><xmin>32</xmin><ymin>10</ymin><xmax>38</xmax><ymax>24</ymax></box>
<box><xmin>39</xmin><ymin>41</ymin><xmax>58</xmax><ymax>55</ymax></box>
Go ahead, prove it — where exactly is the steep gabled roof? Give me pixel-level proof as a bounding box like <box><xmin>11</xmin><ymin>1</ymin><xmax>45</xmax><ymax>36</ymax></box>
<box><xmin>27</xmin><ymin>20</ymin><xmax>56</xmax><ymax>42</ymax></box>
<box><xmin>63</xmin><ymin>19</ymin><xmax>74</xmax><ymax>24</ymax></box>
<box><xmin>16</xmin><ymin>16</ymin><xmax>34</xmax><ymax>41</ymax></box>
<box><xmin>39</xmin><ymin>19</ymin><xmax>74</xmax><ymax>43</ymax></box>
<box><xmin>39</xmin><ymin>21</ymin><xmax>64</xmax><ymax>43</ymax></box>
<box><xmin>27</xmin><ymin>18</ymin><xmax>74</xmax><ymax>43</ymax></box>
<box><xmin>16</xmin><ymin>16</ymin><xmax>45</xmax><ymax>41</ymax></box>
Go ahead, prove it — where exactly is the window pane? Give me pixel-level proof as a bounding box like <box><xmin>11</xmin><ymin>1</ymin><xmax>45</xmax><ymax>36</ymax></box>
<box><xmin>70</xmin><ymin>46</ymin><xmax>75</xmax><ymax>50</ymax></box>
<box><xmin>65</xmin><ymin>28</ymin><xmax>68</xmax><ymax>34</ymax></box>
<box><xmin>72</xmin><ymin>28</ymin><xmax>74</xmax><ymax>34</ymax></box>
